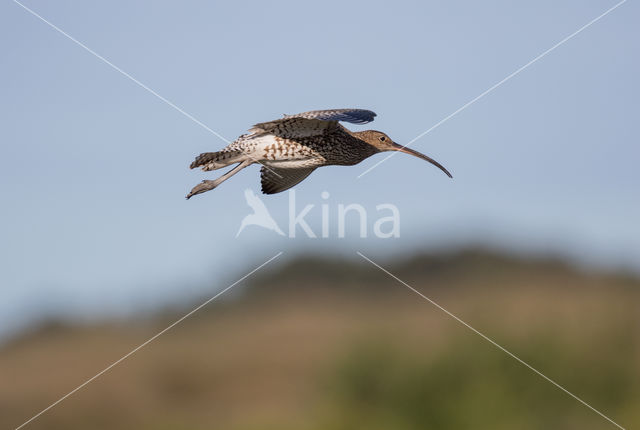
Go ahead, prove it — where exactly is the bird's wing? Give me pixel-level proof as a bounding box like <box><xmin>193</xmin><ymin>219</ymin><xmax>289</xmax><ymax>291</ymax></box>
<box><xmin>249</xmin><ymin>109</ymin><xmax>376</xmax><ymax>139</ymax></box>
<box><xmin>283</xmin><ymin>109</ymin><xmax>376</xmax><ymax>124</ymax></box>
<box><xmin>260</xmin><ymin>166</ymin><xmax>316</xmax><ymax>194</ymax></box>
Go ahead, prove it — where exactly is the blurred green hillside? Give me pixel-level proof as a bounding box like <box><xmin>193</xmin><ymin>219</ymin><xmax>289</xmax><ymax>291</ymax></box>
<box><xmin>1</xmin><ymin>249</ymin><xmax>638</xmax><ymax>429</ymax></box>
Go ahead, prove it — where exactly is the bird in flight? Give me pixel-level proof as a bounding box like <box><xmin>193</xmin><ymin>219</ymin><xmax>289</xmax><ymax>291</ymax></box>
<box><xmin>187</xmin><ymin>108</ymin><xmax>451</xmax><ymax>199</ymax></box>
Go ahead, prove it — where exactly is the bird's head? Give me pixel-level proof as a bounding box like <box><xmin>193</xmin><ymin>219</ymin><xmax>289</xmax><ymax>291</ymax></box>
<box><xmin>357</xmin><ymin>130</ymin><xmax>453</xmax><ymax>178</ymax></box>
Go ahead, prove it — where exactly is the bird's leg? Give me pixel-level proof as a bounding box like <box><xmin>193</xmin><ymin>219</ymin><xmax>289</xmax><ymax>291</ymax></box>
<box><xmin>186</xmin><ymin>159</ymin><xmax>252</xmax><ymax>199</ymax></box>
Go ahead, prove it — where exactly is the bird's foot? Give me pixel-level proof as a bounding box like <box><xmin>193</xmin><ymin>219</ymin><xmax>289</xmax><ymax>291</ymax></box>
<box><xmin>186</xmin><ymin>180</ymin><xmax>217</xmax><ymax>200</ymax></box>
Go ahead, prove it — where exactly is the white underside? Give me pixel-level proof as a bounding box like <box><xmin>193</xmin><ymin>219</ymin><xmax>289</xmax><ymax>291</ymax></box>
<box><xmin>243</xmin><ymin>135</ymin><xmax>324</xmax><ymax>168</ymax></box>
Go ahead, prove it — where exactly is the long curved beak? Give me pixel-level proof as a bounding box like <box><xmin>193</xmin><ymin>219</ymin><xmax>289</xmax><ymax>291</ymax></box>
<box><xmin>391</xmin><ymin>142</ymin><xmax>453</xmax><ymax>178</ymax></box>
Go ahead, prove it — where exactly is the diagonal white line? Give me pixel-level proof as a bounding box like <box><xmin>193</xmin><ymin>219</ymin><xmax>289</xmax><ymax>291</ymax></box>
<box><xmin>12</xmin><ymin>0</ymin><xmax>230</xmax><ymax>144</ymax></box>
<box><xmin>357</xmin><ymin>251</ymin><xmax>626</xmax><ymax>430</ymax></box>
<box><xmin>14</xmin><ymin>251</ymin><xmax>283</xmax><ymax>430</ymax></box>
<box><xmin>13</xmin><ymin>0</ymin><xmax>284</xmax><ymax>178</ymax></box>
<box><xmin>358</xmin><ymin>0</ymin><xmax>628</xmax><ymax>178</ymax></box>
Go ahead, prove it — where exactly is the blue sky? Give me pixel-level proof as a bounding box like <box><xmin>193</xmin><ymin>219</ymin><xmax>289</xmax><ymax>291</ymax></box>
<box><xmin>1</xmin><ymin>0</ymin><xmax>638</xmax><ymax>339</ymax></box>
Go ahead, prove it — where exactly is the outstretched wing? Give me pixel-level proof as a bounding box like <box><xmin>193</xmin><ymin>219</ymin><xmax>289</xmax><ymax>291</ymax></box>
<box><xmin>283</xmin><ymin>109</ymin><xmax>376</xmax><ymax>124</ymax></box>
<box><xmin>249</xmin><ymin>108</ymin><xmax>376</xmax><ymax>139</ymax></box>
<box><xmin>260</xmin><ymin>166</ymin><xmax>316</xmax><ymax>194</ymax></box>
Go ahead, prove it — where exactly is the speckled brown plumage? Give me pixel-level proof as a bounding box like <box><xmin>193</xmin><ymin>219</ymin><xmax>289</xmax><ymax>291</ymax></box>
<box><xmin>187</xmin><ymin>108</ymin><xmax>451</xmax><ymax>198</ymax></box>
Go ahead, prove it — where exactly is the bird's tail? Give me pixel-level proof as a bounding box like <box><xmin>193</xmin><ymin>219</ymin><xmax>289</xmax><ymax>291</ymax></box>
<box><xmin>190</xmin><ymin>150</ymin><xmax>244</xmax><ymax>171</ymax></box>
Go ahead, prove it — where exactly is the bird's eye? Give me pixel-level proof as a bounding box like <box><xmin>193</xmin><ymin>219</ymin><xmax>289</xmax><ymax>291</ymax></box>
<box><xmin>379</xmin><ymin>136</ymin><xmax>386</xmax><ymax>142</ymax></box>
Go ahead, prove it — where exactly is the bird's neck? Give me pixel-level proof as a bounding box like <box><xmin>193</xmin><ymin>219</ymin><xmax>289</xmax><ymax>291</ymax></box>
<box><xmin>349</xmin><ymin>130</ymin><xmax>366</xmax><ymax>140</ymax></box>
<box><xmin>350</xmin><ymin>130</ymin><xmax>380</xmax><ymax>153</ymax></box>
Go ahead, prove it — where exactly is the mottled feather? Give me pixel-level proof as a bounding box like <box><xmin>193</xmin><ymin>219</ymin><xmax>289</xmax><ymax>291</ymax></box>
<box><xmin>249</xmin><ymin>109</ymin><xmax>376</xmax><ymax>139</ymax></box>
<box><xmin>283</xmin><ymin>108</ymin><xmax>376</xmax><ymax>124</ymax></box>
<box><xmin>249</xmin><ymin>118</ymin><xmax>338</xmax><ymax>139</ymax></box>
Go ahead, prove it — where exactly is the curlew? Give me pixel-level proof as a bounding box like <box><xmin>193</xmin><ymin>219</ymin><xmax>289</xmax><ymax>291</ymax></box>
<box><xmin>187</xmin><ymin>108</ymin><xmax>451</xmax><ymax>198</ymax></box>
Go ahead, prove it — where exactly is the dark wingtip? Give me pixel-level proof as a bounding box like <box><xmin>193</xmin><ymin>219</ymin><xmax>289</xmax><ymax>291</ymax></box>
<box><xmin>261</xmin><ymin>185</ymin><xmax>276</xmax><ymax>195</ymax></box>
